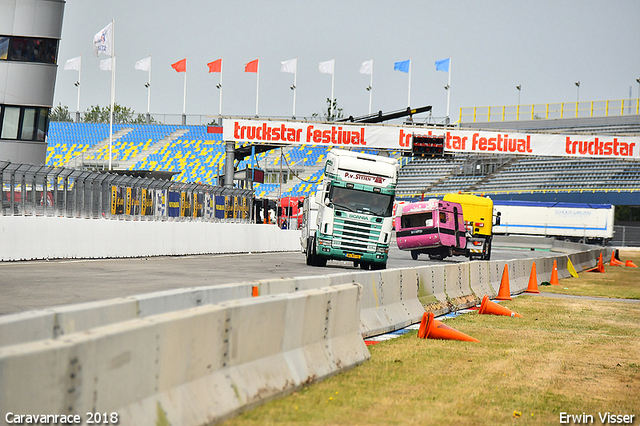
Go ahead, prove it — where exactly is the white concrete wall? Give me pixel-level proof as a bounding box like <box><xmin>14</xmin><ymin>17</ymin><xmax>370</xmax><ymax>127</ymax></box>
<box><xmin>0</xmin><ymin>216</ymin><xmax>300</xmax><ymax>261</ymax></box>
<box><xmin>0</xmin><ymin>284</ymin><xmax>369</xmax><ymax>426</ymax></box>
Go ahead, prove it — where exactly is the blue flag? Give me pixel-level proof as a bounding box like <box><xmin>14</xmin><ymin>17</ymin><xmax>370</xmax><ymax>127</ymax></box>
<box><xmin>435</xmin><ymin>58</ymin><xmax>450</xmax><ymax>72</ymax></box>
<box><xmin>394</xmin><ymin>59</ymin><xmax>410</xmax><ymax>73</ymax></box>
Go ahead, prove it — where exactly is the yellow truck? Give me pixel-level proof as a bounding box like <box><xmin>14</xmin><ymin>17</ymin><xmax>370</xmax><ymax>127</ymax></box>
<box><xmin>443</xmin><ymin>193</ymin><xmax>501</xmax><ymax>260</ymax></box>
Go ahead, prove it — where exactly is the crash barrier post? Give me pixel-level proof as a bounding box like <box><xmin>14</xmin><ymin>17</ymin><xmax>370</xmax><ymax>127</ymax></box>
<box><xmin>0</xmin><ymin>284</ymin><xmax>369</xmax><ymax>426</ymax></box>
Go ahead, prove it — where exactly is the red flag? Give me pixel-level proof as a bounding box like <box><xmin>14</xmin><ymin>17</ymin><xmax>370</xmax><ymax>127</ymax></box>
<box><xmin>171</xmin><ymin>58</ymin><xmax>186</xmax><ymax>73</ymax></box>
<box><xmin>244</xmin><ymin>58</ymin><xmax>259</xmax><ymax>73</ymax></box>
<box><xmin>207</xmin><ymin>59</ymin><xmax>222</xmax><ymax>73</ymax></box>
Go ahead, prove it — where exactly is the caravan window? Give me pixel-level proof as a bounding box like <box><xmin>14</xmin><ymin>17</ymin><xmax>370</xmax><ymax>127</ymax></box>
<box><xmin>401</xmin><ymin>211</ymin><xmax>433</xmax><ymax>229</ymax></box>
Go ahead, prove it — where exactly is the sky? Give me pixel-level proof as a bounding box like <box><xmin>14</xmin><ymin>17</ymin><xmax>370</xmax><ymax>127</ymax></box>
<box><xmin>52</xmin><ymin>0</ymin><xmax>640</xmax><ymax>124</ymax></box>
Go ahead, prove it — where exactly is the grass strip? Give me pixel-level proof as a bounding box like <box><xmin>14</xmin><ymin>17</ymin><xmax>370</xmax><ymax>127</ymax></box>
<box><xmin>223</xmin><ymin>250</ymin><xmax>640</xmax><ymax>425</ymax></box>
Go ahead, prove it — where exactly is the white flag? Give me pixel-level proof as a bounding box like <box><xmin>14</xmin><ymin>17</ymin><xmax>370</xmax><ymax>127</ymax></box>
<box><xmin>318</xmin><ymin>59</ymin><xmax>334</xmax><ymax>74</ymax></box>
<box><xmin>93</xmin><ymin>22</ymin><xmax>113</xmax><ymax>57</ymax></box>
<box><xmin>135</xmin><ymin>57</ymin><xmax>150</xmax><ymax>71</ymax></box>
<box><xmin>280</xmin><ymin>58</ymin><xmax>296</xmax><ymax>74</ymax></box>
<box><xmin>359</xmin><ymin>59</ymin><xmax>373</xmax><ymax>75</ymax></box>
<box><xmin>64</xmin><ymin>56</ymin><xmax>81</xmax><ymax>71</ymax></box>
<box><xmin>99</xmin><ymin>58</ymin><xmax>112</xmax><ymax>71</ymax></box>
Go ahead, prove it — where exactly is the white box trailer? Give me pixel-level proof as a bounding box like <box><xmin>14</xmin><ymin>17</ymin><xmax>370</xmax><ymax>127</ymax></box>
<box><xmin>492</xmin><ymin>200</ymin><xmax>614</xmax><ymax>244</ymax></box>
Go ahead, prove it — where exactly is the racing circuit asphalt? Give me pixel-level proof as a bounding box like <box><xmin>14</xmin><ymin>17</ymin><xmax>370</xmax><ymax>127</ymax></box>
<box><xmin>0</xmin><ymin>244</ymin><xmax>562</xmax><ymax>316</ymax></box>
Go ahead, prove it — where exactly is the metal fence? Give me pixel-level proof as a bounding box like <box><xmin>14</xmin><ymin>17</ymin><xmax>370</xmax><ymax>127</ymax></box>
<box><xmin>460</xmin><ymin>98</ymin><xmax>640</xmax><ymax>123</ymax></box>
<box><xmin>1</xmin><ymin>161</ymin><xmax>253</xmax><ymax>222</ymax></box>
<box><xmin>613</xmin><ymin>225</ymin><xmax>640</xmax><ymax>247</ymax></box>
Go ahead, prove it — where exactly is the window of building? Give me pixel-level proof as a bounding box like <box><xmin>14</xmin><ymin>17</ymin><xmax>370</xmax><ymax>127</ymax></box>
<box><xmin>1</xmin><ymin>106</ymin><xmax>20</xmax><ymax>139</ymax></box>
<box><xmin>0</xmin><ymin>37</ymin><xmax>8</xmax><ymax>60</ymax></box>
<box><xmin>0</xmin><ymin>105</ymin><xmax>50</xmax><ymax>141</ymax></box>
<box><xmin>0</xmin><ymin>35</ymin><xmax>58</xmax><ymax>64</ymax></box>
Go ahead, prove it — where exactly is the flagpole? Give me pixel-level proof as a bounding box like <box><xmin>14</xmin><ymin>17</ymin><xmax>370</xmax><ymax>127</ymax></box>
<box><xmin>108</xmin><ymin>19</ymin><xmax>115</xmax><ymax>171</ymax></box>
<box><xmin>182</xmin><ymin>57</ymin><xmax>187</xmax><ymax>125</ymax></box>
<box><xmin>255</xmin><ymin>57</ymin><xmax>260</xmax><ymax>117</ymax></box>
<box><xmin>219</xmin><ymin>57</ymin><xmax>223</xmax><ymax>118</ymax></box>
<box><xmin>331</xmin><ymin>58</ymin><xmax>335</xmax><ymax>119</ymax></box>
<box><xmin>407</xmin><ymin>57</ymin><xmax>412</xmax><ymax>108</ymax></box>
<box><xmin>76</xmin><ymin>56</ymin><xmax>81</xmax><ymax>122</ymax></box>
<box><xmin>146</xmin><ymin>56</ymin><xmax>151</xmax><ymax>117</ymax></box>
<box><xmin>368</xmin><ymin>58</ymin><xmax>373</xmax><ymax>115</ymax></box>
<box><xmin>292</xmin><ymin>57</ymin><xmax>297</xmax><ymax>118</ymax></box>
<box><xmin>446</xmin><ymin>56</ymin><xmax>452</xmax><ymax>122</ymax></box>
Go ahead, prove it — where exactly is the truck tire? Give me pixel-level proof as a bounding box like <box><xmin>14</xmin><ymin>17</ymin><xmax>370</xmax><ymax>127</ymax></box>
<box><xmin>482</xmin><ymin>240</ymin><xmax>492</xmax><ymax>260</ymax></box>
<box><xmin>360</xmin><ymin>262</ymin><xmax>370</xmax><ymax>270</ymax></box>
<box><xmin>411</xmin><ymin>250</ymin><xmax>419</xmax><ymax>260</ymax></box>
<box><xmin>305</xmin><ymin>238</ymin><xmax>314</xmax><ymax>266</ymax></box>
<box><xmin>371</xmin><ymin>262</ymin><xmax>387</xmax><ymax>270</ymax></box>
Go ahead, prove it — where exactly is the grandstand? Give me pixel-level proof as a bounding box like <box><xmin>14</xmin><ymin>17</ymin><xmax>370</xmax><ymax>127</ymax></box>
<box><xmin>45</xmin><ymin>117</ymin><xmax>640</xmax><ymax>204</ymax></box>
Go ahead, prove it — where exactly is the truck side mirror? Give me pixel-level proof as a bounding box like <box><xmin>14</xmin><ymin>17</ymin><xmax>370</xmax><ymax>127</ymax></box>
<box><xmin>495</xmin><ymin>212</ymin><xmax>501</xmax><ymax>226</ymax></box>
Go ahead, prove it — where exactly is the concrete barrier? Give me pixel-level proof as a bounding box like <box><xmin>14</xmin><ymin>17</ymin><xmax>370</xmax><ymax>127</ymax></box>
<box><xmin>0</xmin><ymin>284</ymin><xmax>254</xmax><ymax>348</ymax></box>
<box><xmin>0</xmin><ymin>216</ymin><xmax>300</xmax><ymax>261</ymax></box>
<box><xmin>416</xmin><ymin>265</ymin><xmax>450</xmax><ymax>316</ymax></box>
<box><xmin>469</xmin><ymin>261</ymin><xmax>496</xmax><ymax>299</ymax></box>
<box><xmin>443</xmin><ymin>263</ymin><xmax>477</xmax><ymax>309</ymax></box>
<box><xmin>252</xmin><ymin>269</ymin><xmax>425</xmax><ymax>338</ymax></box>
<box><xmin>0</xmin><ymin>241</ymin><xmax>610</xmax><ymax>349</ymax></box>
<box><xmin>0</xmin><ymin>284</ymin><xmax>369</xmax><ymax>426</ymax></box>
<box><xmin>0</xmin><ymin>310</ymin><xmax>55</xmax><ymax>347</ymax></box>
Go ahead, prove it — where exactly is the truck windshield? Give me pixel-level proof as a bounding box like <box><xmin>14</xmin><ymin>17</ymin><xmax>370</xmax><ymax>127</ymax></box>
<box><xmin>329</xmin><ymin>186</ymin><xmax>393</xmax><ymax>217</ymax></box>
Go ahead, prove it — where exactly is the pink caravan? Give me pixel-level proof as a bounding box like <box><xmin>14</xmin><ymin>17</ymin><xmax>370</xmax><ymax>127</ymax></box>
<box><xmin>395</xmin><ymin>199</ymin><xmax>466</xmax><ymax>260</ymax></box>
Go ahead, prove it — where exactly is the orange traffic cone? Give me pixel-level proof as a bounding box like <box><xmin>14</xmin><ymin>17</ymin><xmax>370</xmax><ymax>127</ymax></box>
<box><xmin>496</xmin><ymin>264</ymin><xmax>512</xmax><ymax>300</ymax></box>
<box><xmin>418</xmin><ymin>311</ymin><xmax>429</xmax><ymax>338</ymax></box>
<box><xmin>417</xmin><ymin>312</ymin><xmax>479</xmax><ymax>343</ymax></box>
<box><xmin>610</xmin><ymin>251</ymin><xmax>624</xmax><ymax>266</ymax></box>
<box><xmin>587</xmin><ymin>253</ymin><xmax>605</xmax><ymax>273</ymax></box>
<box><xmin>550</xmin><ymin>260</ymin><xmax>560</xmax><ymax>285</ymax></box>
<box><xmin>478</xmin><ymin>295</ymin><xmax>523</xmax><ymax>318</ymax></box>
<box><xmin>525</xmin><ymin>262</ymin><xmax>540</xmax><ymax>293</ymax></box>
<box><xmin>625</xmin><ymin>260</ymin><xmax>638</xmax><ymax>268</ymax></box>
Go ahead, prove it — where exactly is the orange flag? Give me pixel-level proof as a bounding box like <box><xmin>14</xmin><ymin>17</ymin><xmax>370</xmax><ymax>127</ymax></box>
<box><xmin>244</xmin><ymin>58</ymin><xmax>259</xmax><ymax>73</ymax></box>
<box><xmin>171</xmin><ymin>58</ymin><xmax>186</xmax><ymax>73</ymax></box>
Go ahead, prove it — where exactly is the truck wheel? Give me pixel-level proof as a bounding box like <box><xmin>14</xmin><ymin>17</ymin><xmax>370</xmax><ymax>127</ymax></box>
<box><xmin>482</xmin><ymin>241</ymin><xmax>492</xmax><ymax>260</ymax></box>
<box><xmin>305</xmin><ymin>238</ymin><xmax>314</xmax><ymax>265</ymax></box>
<box><xmin>360</xmin><ymin>262</ymin><xmax>370</xmax><ymax>270</ymax></box>
<box><xmin>411</xmin><ymin>250</ymin><xmax>419</xmax><ymax>260</ymax></box>
<box><xmin>371</xmin><ymin>262</ymin><xmax>387</xmax><ymax>270</ymax></box>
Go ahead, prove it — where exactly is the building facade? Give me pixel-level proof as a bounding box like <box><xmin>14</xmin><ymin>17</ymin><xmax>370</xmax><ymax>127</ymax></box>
<box><xmin>0</xmin><ymin>0</ymin><xmax>65</xmax><ymax>164</ymax></box>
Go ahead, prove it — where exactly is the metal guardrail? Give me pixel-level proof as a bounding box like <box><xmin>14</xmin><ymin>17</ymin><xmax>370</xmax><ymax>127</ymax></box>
<box><xmin>613</xmin><ymin>225</ymin><xmax>640</xmax><ymax>247</ymax></box>
<box><xmin>460</xmin><ymin>98</ymin><xmax>640</xmax><ymax>123</ymax></box>
<box><xmin>0</xmin><ymin>161</ymin><xmax>253</xmax><ymax>222</ymax></box>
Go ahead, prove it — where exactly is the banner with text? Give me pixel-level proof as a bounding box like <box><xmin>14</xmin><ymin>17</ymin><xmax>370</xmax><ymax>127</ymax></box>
<box><xmin>223</xmin><ymin>118</ymin><xmax>640</xmax><ymax>159</ymax></box>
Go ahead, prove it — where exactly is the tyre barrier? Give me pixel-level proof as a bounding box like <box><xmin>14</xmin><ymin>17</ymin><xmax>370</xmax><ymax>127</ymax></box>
<box><xmin>0</xmin><ymin>284</ymin><xmax>369</xmax><ymax>426</ymax></box>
